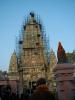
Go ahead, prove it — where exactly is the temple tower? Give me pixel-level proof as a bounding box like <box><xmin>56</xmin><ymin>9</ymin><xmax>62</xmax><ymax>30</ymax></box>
<box><xmin>8</xmin><ymin>51</ymin><xmax>19</xmax><ymax>80</ymax></box>
<box><xmin>17</xmin><ymin>12</ymin><xmax>50</xmax><ymax>89</ymax></box>
<box><xmin>49</xmin><ymin>49</ymin><xmax>57</xmax><ymax>90</ymax></box>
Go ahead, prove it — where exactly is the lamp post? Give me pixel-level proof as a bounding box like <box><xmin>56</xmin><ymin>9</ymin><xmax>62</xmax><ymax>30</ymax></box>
<box><xmin>3</xmin><ymin>71</ymin><xmax>11</xmax><ymax>94</ymax></box>
<box><xmin>3</xmin><ymin>71</ymin><xmax>9</xmax><ymax>86</ymax></box>
<box><xmin>19</xmin><ymin>68</ymin><xmax>24</xmax><ymax>93</ymax></box>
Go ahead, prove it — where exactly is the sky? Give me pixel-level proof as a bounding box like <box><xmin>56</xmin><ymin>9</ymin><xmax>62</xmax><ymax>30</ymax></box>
<box><xmin>0</xmin><ymin>0</ymin><xmax>75</xmax><ymax>71</ymax></box>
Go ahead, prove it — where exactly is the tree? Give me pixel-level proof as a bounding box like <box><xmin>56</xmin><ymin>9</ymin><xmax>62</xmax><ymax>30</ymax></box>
<box><xmin>57</xmin><ymin>42</ymin><xmax>67</xmax><ymax>63</ymax></box>
<box><xmin>66</xmin><ymin>50</ymin><xmax>75</xmax><ymax>63</ymax></box>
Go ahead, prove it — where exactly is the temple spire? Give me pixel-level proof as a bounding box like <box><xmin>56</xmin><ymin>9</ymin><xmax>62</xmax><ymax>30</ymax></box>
<box><xmin>9</xmin><ymin>51</ymin><xmax>18</xmax><ymax>73</ymax></box>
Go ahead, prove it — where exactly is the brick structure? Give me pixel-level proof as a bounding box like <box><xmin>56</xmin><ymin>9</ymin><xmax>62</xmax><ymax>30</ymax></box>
<box><xmin>0</xmin><ymin>80</ymin><xmax>19</xmax><ymax>94</ymax></box>
<box><xmin>54</xmin><ymin>63</ymin><xmax>75</xmax><ymax>100</ymax></box>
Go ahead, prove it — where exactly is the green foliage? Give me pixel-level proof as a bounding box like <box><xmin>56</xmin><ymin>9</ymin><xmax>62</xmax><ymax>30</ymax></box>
<box><xmin>66</xmin><ymin>51</ymin><xmax>75</xmax><ymax>63</ymax></box>
<box><xmin>51</xmin><ymin>91</ymin><xmax>59</xmax><ymax>100</ymax></box>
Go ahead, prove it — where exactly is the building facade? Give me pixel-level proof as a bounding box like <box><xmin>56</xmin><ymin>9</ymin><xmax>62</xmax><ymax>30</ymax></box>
<box><xmin>8</xmin><ymin>12</ymin><xmax>57</xmax><ymax>93</ymax></box>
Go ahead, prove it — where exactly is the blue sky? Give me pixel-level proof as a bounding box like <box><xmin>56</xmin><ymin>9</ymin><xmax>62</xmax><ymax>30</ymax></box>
<box><xmin>0</xmin><ymin>0</ymin><xmax>75</xmax><ymax>71</ymax></box>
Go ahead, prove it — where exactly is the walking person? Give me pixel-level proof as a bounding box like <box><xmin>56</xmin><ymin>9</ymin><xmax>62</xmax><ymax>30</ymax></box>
<box><xmin>29</xmin><ymin>77</ymin><xmax>55</xmax><ymax>100</ymax></box>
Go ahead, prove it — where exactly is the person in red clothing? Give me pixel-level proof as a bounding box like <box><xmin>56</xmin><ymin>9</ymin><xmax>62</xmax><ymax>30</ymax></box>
<box><xmin>29</xmin><ymin>77</ymin><xmax>55</xmax><ymax>100</ymax></box>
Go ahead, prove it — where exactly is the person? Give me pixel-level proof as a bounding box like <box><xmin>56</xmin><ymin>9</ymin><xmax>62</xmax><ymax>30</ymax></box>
<box><xmin>29</xmin><ymin>77</ymin><xmax>55</xmax><ymax>100</ymax></box>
